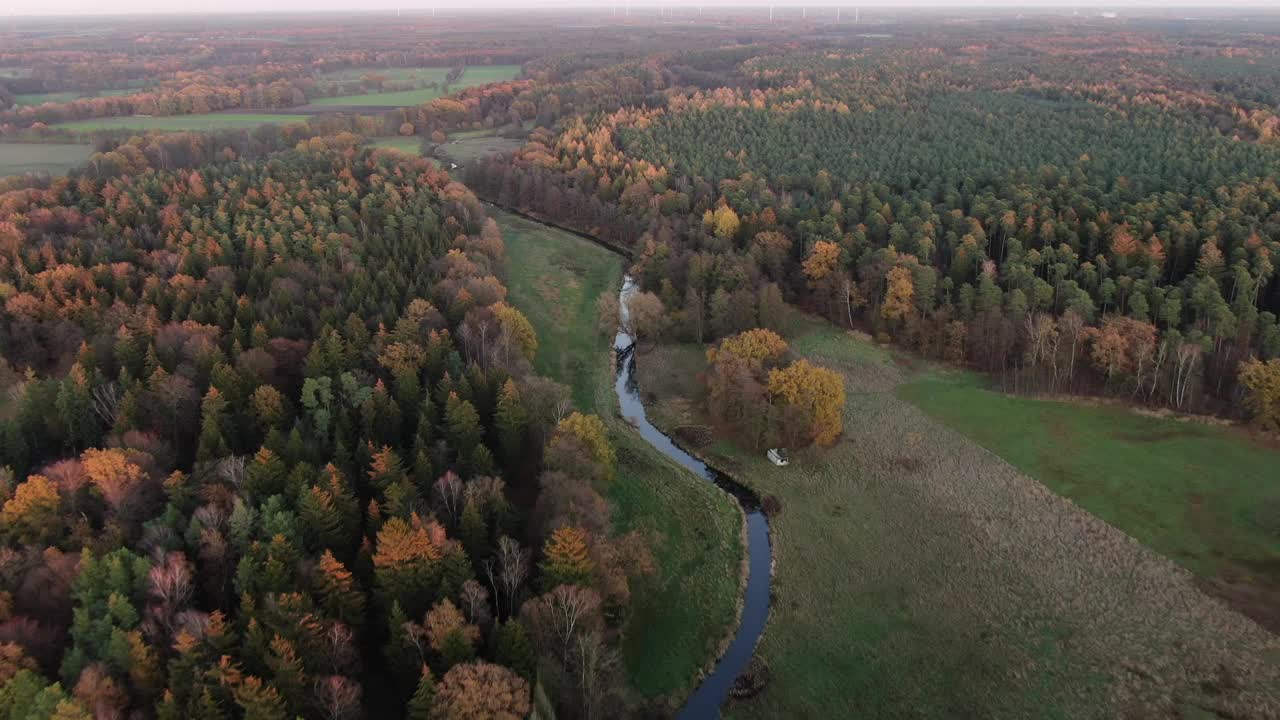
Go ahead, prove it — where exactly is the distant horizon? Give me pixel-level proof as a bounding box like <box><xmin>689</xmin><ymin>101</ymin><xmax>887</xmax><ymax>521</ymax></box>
<box><xmin>5</xmin><ymin>1</ymin><xmax>1280</xmax><ymax>20</ymax></box>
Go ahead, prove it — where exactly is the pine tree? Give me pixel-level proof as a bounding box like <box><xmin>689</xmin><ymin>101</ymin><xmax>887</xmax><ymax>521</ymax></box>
<box><xmin>405</xmin><ymin>666</ymin><xmax>436</xmax><ymax>720</ymax></box>
<box><xmin>444</xmin><ymin>392</ymin><xmax>482</xmax><ymax>457</ymax></box>
<box><xmin>196</xmin><ymin>388</ymin><xmax>230</xmax><ymax>463</ymax></box>
<box><xmin>492</xmin><ymin>620</ymin><xmax>536</xmax><ymax>679</ymax></box>
<box><xmin>458</xmin><ymin>502</ymin><xmax>489</xmax><ymax>561</ymax></box>
<box><xmin>494</xmin><ymin>379</ymin><xmax>526</xmax><ymax>469</ymax></box>
<box><xmin>245</xmin><ymin>447</ymin><xmax>287</xmax><ymax>500</ymax></box>
<box><xmin>315</xmin><ymin>550</ymin><xmax>366</xmax><ymax>628</ymax></box>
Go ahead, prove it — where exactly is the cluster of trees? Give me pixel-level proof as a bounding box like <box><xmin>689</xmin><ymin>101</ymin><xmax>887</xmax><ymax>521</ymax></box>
<box><xmin>0</xmin><ymin>144</ymin><xmax>654</xmax><ymax>718</ymax></box>
<box><xmin>468</xmin><ymin>39</ymin><xmax>1280</xmax><ymax>422</ymax></box>
<box><xmin>703</xmin><ymin>329</ymin><xmax>845</xmax><ymax>449</ymax></box>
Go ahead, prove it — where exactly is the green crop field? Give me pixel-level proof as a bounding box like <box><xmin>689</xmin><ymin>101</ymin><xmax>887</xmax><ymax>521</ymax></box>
<box><xmin>54</xmin><ymin>113</ymin><xmax>309</xmax><ymax>132</ymax></box>
<box><xmin>635</xmin><ymin>319</ymin><xmax>1280</xmax><ymax>718</ymax></box>
<box><xmin>14</xmin><ymin>88</ymin><xmax>136</xmax><ymax>106</ymax></box>
<box><xmin>311</xmin><ymin>65</ymin><xmax>520</xmax><ymax>106</ymax></box>
<box><xmin>493</xmin><ymin>206</ymin><xmax>742</xmax><ymax>708</ymax></box>
<box><xmin>0</xmin><ymin>142</ymin><xmax>95</xmax><ymax>177</ymax></box>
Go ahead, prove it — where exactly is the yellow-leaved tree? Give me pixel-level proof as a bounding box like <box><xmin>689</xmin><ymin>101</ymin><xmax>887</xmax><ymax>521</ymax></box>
<box><xmin>1239</xmin><ymin>358</ymin><xmax>1280</xmax><ymax>432</ymax></box>
<box><xmin>767</xmin><ymin>359</ymin><xmax>846</xmax><ymax>447</ymax></box>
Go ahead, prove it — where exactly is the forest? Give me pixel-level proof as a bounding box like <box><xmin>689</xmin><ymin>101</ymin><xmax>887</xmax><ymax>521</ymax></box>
<box><xmin>467</xmin><ymin>32</ymin><xmax>1280</xmax><ymax>420</ymax></box>
<box><xmin>2</xmin><ymin>7</ymin><xmax>1280</xmax><ymax>720</ymax></box>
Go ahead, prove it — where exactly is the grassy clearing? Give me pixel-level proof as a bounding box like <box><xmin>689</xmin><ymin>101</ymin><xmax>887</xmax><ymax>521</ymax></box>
<box><xmin>14</xmin><ymin>88</ymin><xmax>136</xmax><ymax>106</ymax></box>
<box><xmin>497</xmin><ymin>207</ymin><xmax>619</xmax><ymax>412</ymax></box>
<box><xmin>0</xmin><ymin>142</ymin><xmax>94</xmax><ymax>176</ymax></box>
<box><xmin>54</xmin><ymin>113</ymin><xmax>308</xmax><ymax>132</ymax></box>
<box><xmin>367</xmin><ymin>136</ymin><xmax>424</xmax><ymax>155</ymax></box>
<box><xmin>493</xmin><ymin>207</ymin><xmax>741</xmax><ymax>706</ymax></box>
<box><xmin>439</xmin><ymin>135</ymin><xmax>524</xmax><ymax>168</ymax></box>
<box><xmin>637</xmin><ymin>322</ymin><xmax>1280</xmax><ymax>717</ymax></box>
<box><xmin>898</xmin><ymin>371</ymin><xmax>1280</xmax><ymax>599</ymax></box>
<box><xmin>312</xmin><ymin>65</ymin><xmax>521</xmax><ymax>107</ymax></box>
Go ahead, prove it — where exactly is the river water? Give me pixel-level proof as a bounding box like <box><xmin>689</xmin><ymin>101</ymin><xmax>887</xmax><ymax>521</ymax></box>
<box><xmin>614</xmin><ymin>276</ymin><xmax>772</xmax><ymax>719</ymax></box>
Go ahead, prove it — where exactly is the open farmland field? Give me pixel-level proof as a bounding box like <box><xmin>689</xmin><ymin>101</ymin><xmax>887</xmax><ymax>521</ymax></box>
<box><xmin>636</xmin><ymin>322</ymin><xmax>1280</xmax><ymax>718</ymax></box>
<box><xmin>14</xmin><ymin>88</ymin><xmax>136</xmax><ymax>106</ymax></box>
<box><xmin>311</xmin><ymin>64</ymin><xmax>521</xmax><ymax>106</ymax></box>
<box><xmin>494</xmin><ymin>206</ymin><xmax>743</xmax><ymax>707</ymax></box>
<box><xmin>54</xmin><ymin>113</ymin><xmax>309</xmax><ymax>132</ymax></box>
<box><xmin>0</xmin><ymin>142</ymin><xmax>94</xmax><ymax>176</ymax></box>
<box><xmin>310</xmin><ymin>88</ymin><xmax>453</xmax><ymax>107</ymax></box>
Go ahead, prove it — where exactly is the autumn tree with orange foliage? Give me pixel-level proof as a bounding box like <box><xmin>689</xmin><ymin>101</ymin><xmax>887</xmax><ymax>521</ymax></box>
<box><xmin>431</xmin><ymin>661</ymin><xmax>530</xmax><ymax>720</ymax></box>
<box><xmin>540</xmin><ymin>526</ymin><xmax>593</xmax><ymax>589</ymax></box>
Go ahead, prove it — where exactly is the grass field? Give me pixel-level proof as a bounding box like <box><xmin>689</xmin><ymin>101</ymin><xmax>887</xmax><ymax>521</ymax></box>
<box><xmin>312</xmin><ymin>65</ymin><xmax>521</xmax><ymax>107</ymax></box>
<box><xmin>367</xmin><ymin>136</ymin><xmax>424</xmax><ymax>155</ymax></box>
<box><xmin>493</xmin><ymin>206</ymin><xmax>742</xmax><ymax>708</ymax></box>
<box><xmin>496</xmin><ymin>207</ymin><xmax>620</xmax><ymax>412</ymax></box>
<box><xmin>439</xmin><ymin>135</ymin><xmax>525</xmax><ymax>169</ymax></box>
<box><xmin>0</xmin><ymin>142</ymin><xmax>94</xmax><ymax>176</ymax></box>
<box><xmin>14</xmin><ymin>88</ymin><xmax>136</xmax><ymax>106</ymax></box>
<box><xmin>310</xmin><ymin>88</ymin><xmax>452</xmax><ymax>107</ymax></box>
<box><xmin>54</xmin><ymin>113</ymin><xmax>308</xmax><ymax>133</ymax></box>
<box><xmin>898</xmin><ymin>372</ymin><xmax>1280</xmax><ymax>591</ymax></box>
<box><xmin>636</xmin><ymin>320</ymin><xmax>1280</xmax><ymax>717</ymax></box>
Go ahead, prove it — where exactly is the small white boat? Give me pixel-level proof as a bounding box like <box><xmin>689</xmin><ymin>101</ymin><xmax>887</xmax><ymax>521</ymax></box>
<box><xmin>767</xmin><ymin>448</ymin><xmax>790</xmax><ymax>467</ymax></box>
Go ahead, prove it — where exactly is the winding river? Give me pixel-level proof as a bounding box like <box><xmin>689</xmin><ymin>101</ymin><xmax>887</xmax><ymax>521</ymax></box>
<box><xmin>614</xmin><ymin>276</ymin><xmax>773</xmax><ymax>719</ymax></box>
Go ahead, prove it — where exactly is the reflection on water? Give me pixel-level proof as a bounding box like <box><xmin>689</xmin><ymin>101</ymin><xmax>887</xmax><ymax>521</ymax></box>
<box><xmin>614</xmin><ymin>276</ymin><xmax>772</xmax><ymax>719</ymax></box>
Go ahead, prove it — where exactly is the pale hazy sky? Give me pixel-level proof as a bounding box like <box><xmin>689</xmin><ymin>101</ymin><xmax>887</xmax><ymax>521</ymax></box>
<box><xmin>3</xmin><ymin>0</ymin><xmax>1277</xmax><ymax>18</ymax></box>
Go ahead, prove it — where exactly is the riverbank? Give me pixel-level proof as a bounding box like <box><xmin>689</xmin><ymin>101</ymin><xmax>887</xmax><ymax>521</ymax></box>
<box><xmin>635</xmin><ymin>323</ymin><xmax>1280</xmax><ymax>718</ymax></box>
<box><xmin>492</xmin><ymin>206</ymin><xmax>744</xmax><ymax>710</ymax></box>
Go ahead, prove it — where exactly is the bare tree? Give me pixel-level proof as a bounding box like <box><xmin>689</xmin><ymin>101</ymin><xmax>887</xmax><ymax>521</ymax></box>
<box><xmin>146</xmin><ymin>551</ymin><xmax>193</xmax><ymax>640</ymax></box>
<box><xmin>484</xmin><ymin>536</ymin><xmax>529</xmax><ymax>618</ymax></box>
<box><xmin>543</xmin><ymin>584</ymin><xmax>602</xmax><ymax>658</ymax></box>
<box><xmin>433</xmin><ymin>471</ymin><xmax>465</xmax><ymax>526</ymax></box>
<box><xmin>459</xmin><ymin>579</ymin><xmax>492</xmax><ymax>628</ymax></box>
<box><xmin>313</xmin><ymin>675</ymin><xmax>362</xmax><ymax>720</ymax></box>
<box><xmin>322</xmin><ymin>621</ymin><xmax>359</xmax><ymax>676</ymax></box>
<box><xmin>91</xmin><ymin>382</ymin><xmax>120</xmax><ymax>427</ymax></box>
<box><xmin>572</xmin><ymin>629</ymin><xmax>618</xmax><ymax>720</ymax></box>
<box><xmin>215</xmin><ymin>455</ymin><xmax>247</xmax><ymax>492</ymax></box>
<box><xmin>624</xmin><ymin>291</ymin><xmax>664</xmax><ymax>345</ymax></box>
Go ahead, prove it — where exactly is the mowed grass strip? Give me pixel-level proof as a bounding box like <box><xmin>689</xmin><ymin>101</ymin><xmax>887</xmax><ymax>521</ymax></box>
<box><xmin>898</xmin><ymin>371</ymin><xmax>1280</xmax><ymax>589</ymax></box>
<box><xmin>0</xmin><ymin>142</ymin><xmax>95</xmax><ymax>176</ymax></box>
<box><xmin>55</xmin><ymin>113</ymin><xmax>309</xmax><ymax>132</ymax></box>
<box><xmin>493</xmin><ymin>207</ymin><xmax>741</xmax><ymax>704</ymax></box>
